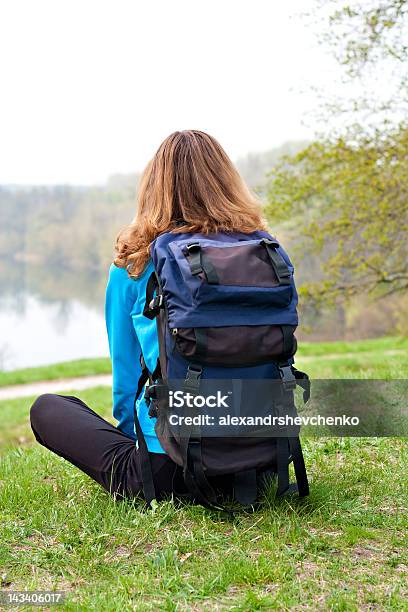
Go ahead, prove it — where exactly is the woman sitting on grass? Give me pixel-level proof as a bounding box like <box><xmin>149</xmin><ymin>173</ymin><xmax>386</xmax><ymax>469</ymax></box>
<box><xmin>30</xmin><ymin>130</ymin><xmax>266</xmax><ymax>500</ymax></box>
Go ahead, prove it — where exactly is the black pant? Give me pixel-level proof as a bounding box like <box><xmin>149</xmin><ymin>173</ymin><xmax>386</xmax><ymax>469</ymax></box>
<box><xmin>30</xmin><ymin>393</ymin><xmax>187</xmax><ymax>500</ymax></box>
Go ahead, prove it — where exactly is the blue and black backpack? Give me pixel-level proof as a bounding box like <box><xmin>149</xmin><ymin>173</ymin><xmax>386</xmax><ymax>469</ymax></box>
<box><xmin>134</xmin><ymin>229</ymin><xmax>311</xmax><ymax>510</ymax></box>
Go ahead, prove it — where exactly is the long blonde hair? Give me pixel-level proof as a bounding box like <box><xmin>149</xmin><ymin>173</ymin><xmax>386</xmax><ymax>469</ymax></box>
<box><xmin>114</xmin><ymin>130</ymin><xmax>266</xmax><ymax>277</ymax></box>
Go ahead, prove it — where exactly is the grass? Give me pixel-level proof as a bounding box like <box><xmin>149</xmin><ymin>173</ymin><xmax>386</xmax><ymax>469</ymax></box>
<box><xmin>0</xmin><ymin>358</ymin><xmax>111</xmax><ymax>388</ymax></box>
<box><xmin>298</xmin><ymin>336</ymin><xmax>408</xmax><ymax>358</ymax></box>
<box><xmin>296</xmin><ymin>336</ymin><xmax>408</xmax><ymax>380</ymax></box>
<box><xmin>0</xmin><ymin>339</ymin><xmax>407</xmax><ymax>610</ymax></box>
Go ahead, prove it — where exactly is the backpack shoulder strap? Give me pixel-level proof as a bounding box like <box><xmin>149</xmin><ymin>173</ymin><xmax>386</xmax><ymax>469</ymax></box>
<box><xmin>143</xmin><ymin>271</ymin><xmax>163</xmax><ymax>320</ymax></box>
<box><xmin>133</xmin><ymin>362</ymin><xmax>156</xmax><ymax>505</ymax></box>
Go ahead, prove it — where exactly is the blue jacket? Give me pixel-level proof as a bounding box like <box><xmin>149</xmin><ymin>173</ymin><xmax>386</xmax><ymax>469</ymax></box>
<box><xmin>105</xmin><ymin>262</ymin><xmax>165</xmax><ymax>454</ymax></box>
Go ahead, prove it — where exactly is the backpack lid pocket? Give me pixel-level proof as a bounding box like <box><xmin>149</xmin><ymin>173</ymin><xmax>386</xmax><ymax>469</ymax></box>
<box><xmin>178</xmin><ymin>238</ymin><xmax>292</xmax><ymax>289</ymax></box>
<box><xmin>166</xmin><ymin>237</ymin><xmax>297</xmax><ymax>328</ymax></box>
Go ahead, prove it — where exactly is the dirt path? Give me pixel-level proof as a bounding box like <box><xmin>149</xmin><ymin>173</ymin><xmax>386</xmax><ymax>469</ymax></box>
<box><xmin>0</xmin><ymin>374</ymin><xmax>113</xmax><ymax>401</ymax></box>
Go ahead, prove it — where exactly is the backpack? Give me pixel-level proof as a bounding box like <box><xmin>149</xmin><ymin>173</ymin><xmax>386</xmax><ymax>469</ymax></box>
<box><xmin>134</xmin><ymin>229</ymin><xmax>311</xmax><ymax>510</ymax></box>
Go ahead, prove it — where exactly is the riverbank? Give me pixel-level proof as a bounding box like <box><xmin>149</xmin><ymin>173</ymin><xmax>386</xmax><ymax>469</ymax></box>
<box><xmin>1</xmin><ymin>337</ymin><xmax>407</xmax><ymax>393</ymax></box>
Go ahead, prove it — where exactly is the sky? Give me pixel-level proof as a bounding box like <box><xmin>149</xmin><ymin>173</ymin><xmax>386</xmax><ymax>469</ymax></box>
<box><xmin>0</xmin><ymin>0</ymin><xmax>337</xmax><ymax>185</ymax></box>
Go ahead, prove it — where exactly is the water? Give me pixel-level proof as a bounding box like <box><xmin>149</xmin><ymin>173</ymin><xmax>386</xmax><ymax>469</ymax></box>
<box><xmin>0</xmin><ymin>265</ymin><xmax>110</xmax><ymax>371</ymax></box>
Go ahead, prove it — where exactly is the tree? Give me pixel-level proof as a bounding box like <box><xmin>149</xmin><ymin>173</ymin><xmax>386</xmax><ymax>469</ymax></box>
<box><xmin>310</xmin><ymin>0</ymin><xmax>408</xmax><ymax>135</ymax></box>
<box><xmin>266</xmin><ymin>1</ymin><xmax>408</xmax><ymax>304</ymax></box>
<box><xmin>266</xmin><ymin>129</ymin><xmax>408</xmax><ymax>303</ymax></box>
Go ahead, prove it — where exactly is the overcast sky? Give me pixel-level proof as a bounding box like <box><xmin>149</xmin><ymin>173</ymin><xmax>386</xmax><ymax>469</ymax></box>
<box><xmin>0</xmin><ymin>0</ymin><xmax>337</xmax><ymax>185</ymax></box>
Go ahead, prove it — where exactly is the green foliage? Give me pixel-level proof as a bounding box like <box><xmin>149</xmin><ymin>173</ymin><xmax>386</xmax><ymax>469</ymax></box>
<box><xmin>326</xmin><ymin>0</ymin><xmax>408</xmax><ymax>75</ymax></box>
<box><xmin>266</xmin><ymin>129</ymin><xmax>408</xmax><ymax>304</ymax></box>
<box><xmin>311</xmin><ymin>0</ymin><xmax>408</xmax><ymax>133</ymax></box>
<box><xmin>265</xmin><ymin>1</ymin><xmax>408</xmax><ymax>325</ymax></box>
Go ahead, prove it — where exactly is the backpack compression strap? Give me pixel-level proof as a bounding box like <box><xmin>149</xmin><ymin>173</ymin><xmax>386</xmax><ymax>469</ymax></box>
<box><xmin>275</xmin><ymin>362</ymin><xmax>310</xmax><ymax>497</ymax></box>
<box><xmin>178</xmin><ymin>365</ymin><xmax>226</xmax><ymax>511</ymax></box>
<box><xmin>185</xmin><ymin>243</ymin><xmax>219</xmax><ymax>284</ymax></box>
<box><xmin>180</xmin><ymin>367</ymin><xmax>262</xmax><ymax>511</ymax></box>
<box><xmin>276</xmin><ymin>437</ymin><xmax>309</xmax><ymax>498</ymax></box>
<box><xmin>260</xmin><ymin>239</ymin><xmax>292</xmax><ymax>285</ymax></box>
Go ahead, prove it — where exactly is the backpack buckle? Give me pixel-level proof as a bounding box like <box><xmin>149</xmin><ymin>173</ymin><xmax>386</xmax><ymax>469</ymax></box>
<box><xmin>185</xmin><ymin>364</ymin><xmax>202</xmax><ymax>381</ymax></box>
<box><xmin>186</xmin><ymin>242</ymin><xmax>200</xmax><ymax>252</ymax></box>
<box><xmin>148</xmin><ymin>294</ymin><xmax>163</xmax><ymax>313</ymax></box>
<box><xmin>144</xmin><ymin>385</ymin><xmax>153</xmax><ymax>407</ymax></box>
<box><xmin>144</xmin><ymin>383</ymin><xmax>166</xmax><ymax>416</ymax></box>
<box><xmin>183</xmin><ymin>365</ymin><xmax>203</xmax><ymax>395</ymax></box>
<box><xmin>278</xmin><ymin>364</ymin><xmax>296</xmax><ymax>392</ymax></box>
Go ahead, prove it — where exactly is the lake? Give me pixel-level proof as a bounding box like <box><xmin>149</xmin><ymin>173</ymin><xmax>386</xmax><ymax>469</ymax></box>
<box><xmin>0</xmin><ymin>264</ymin><xmax>110</xmax><ymax>371</ymax></box>
<box><xmin>0</xmin><ymin>260</ymin><xmax>355</xmax><ymax>372</ymax></box>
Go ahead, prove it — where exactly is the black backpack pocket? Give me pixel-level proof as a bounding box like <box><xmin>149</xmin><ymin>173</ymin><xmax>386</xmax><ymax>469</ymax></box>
<box><xmin>173</xmin><ymin>324</ymin><xmax>297</xmax><ymax>366</ymax></box>
<box><xmin>186</xmin><ymin>241</ymin><xmax>282</xmax><ymax>287</ymax></box>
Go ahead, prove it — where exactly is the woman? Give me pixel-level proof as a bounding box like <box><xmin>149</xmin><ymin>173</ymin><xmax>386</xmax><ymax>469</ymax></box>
<box><xmin>30</xmin><ymin>130</ymin><xmax>266</xmax><ymax>501</ymax></box>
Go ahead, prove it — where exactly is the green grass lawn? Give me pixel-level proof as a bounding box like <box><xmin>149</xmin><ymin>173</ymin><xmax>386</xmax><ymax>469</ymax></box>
<box><xmin>0</xmin><ymin>358</ymin><xmax>112</xmax><ymax>388</ymax></box>
<box><xmin>0</xmin><ymin>340</ymin><xmax>407</xmax><ymax>610</ymax></box>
